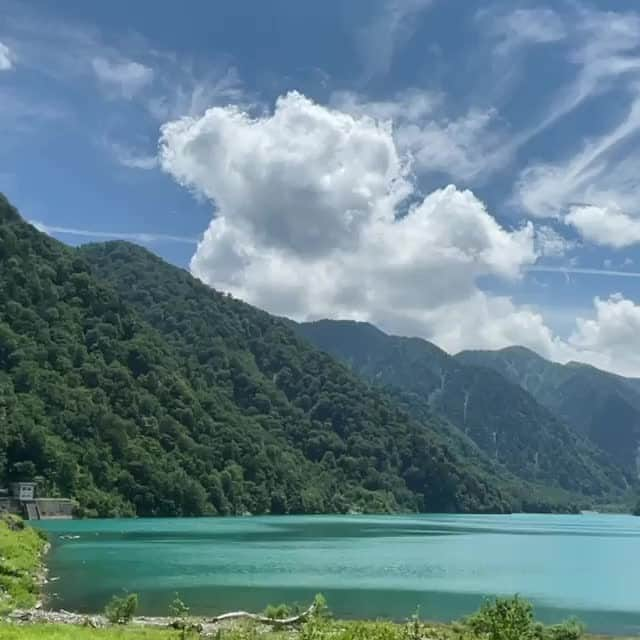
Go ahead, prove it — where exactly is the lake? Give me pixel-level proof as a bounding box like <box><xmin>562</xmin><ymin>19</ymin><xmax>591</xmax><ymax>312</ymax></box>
<box><xmin>37</xmin><ymin>513</ymin><xmax>640</xmax><ymax>635</ymax></box>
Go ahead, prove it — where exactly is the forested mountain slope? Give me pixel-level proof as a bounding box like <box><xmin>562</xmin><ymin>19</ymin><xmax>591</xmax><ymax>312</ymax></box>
<box><xmin>0</xmin><ymin>193</ymin><xmax>516</xmax><ymax>515</ymax></box>
<box><xmin>457</xmin><ymin>346</ymin><xmax>640</xmax><ymax>476</ymax></box>
<box><xmin>295</xmin><ymin>320</ymin><xmax>630</xmax><ymax>498</ymax></box>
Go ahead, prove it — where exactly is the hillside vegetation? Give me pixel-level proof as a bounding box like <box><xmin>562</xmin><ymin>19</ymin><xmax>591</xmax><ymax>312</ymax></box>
<box><xmin>0</xmin><ymin>514</ymin><xmax>45</xmax><ymax>612</ymax></box>
<box><xmin>295</xmin><ymin>320</ymin><xmax>630</xmax><ymax>499</ymax></box>
<box><xmin>457</xmin><ymin>346</ymin><xmax>640</xmax><ymax>476</ymax></box>
<box><xmin>0</xmin><ymin>193</ymin><xmax>513</xmax><ymax>516</ymax></box>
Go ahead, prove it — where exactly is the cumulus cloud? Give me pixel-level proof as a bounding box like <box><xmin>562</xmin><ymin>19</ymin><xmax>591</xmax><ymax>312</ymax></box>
<box><xmin>160</xmin><ymin>91</ymin><xmax>547</xmax><ymax>351</ymax></box>
<box><xmin>161</xmin><ymin>91</ymin><xmax>411</xmax><ymax>258</ymax></box>
<box><xmin>0</xmin><ymin>41</ymin><xmax>14</xmax><ymax>70</ymax></box>
<box><xmin>566</xmin><ymin>205</ymin><xmax>640</xmax><ymax>248</ymax></box>
<box><xmin>92</xmin><ymin>56</ymin><xmax>154</xmax><ymax>99</ymax></box>
<box><xmin>158</xmin><ymin>91</ymin><xmax>640</xmax><ymax>376</ymax></box>
<box><xmin>568</xmin><ymin>294</ymin><xmax>640</xmax><ymax>376</ymax></box>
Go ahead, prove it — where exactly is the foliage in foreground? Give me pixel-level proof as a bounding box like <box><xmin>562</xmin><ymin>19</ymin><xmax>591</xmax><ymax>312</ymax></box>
<box><xmin>104</xmin><ymin>594</ymin><xmax>138</xmax><ymax>625</ymax></box>
<box><xmin>0</xmin><ymin>594</ymin><xmax>612</xmax><ymax>640</ymax></box>
<box><xmin>465</xmin><ymin>596</ymin><xmax>583</xmax><ymax>640</ymax></box>
<box><xmin>0</xmin><ymin>514</ymin><xmax>46</xmax><ymax>613</ymax></box>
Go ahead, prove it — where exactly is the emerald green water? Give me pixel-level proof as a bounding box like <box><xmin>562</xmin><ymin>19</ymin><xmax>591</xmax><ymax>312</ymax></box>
<box><xmin>37</xmin><ymin>514</ymin><xmax>640</xmax><ymax>635</ymax></box>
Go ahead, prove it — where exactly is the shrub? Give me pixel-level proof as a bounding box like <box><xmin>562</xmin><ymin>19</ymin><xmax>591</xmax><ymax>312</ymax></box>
<box><xmin>465</xmin><ymin>597</ymin><xmax>584</xmax><ymax>640</ymax></box>
<box><xmin>466</xmin><ymin>596</ymin><xmax>537</xmax><ymax>640</ymax></box>
<box><xmin>263</xmin><ymin>602</ymin><xmax>292</xmax><ymax>620</ymax></box>
<box><xmin>169</xmin><ymin>592</ymin><xmax>190</xmax><ymax>618</ymax></box>
<box><xmin>545</xmin><ymin>619</ymin><xmax>584</xmax><ymax>640</ymax></box>
<box><xmin>104</xmin><ymin>592</ymin><xmax>138</xmax><ymax>624</ymax></box>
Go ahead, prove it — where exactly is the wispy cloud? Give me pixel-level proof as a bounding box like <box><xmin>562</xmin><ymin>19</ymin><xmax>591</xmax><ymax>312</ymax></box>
<box><xmin>31</xmin><ymin>220</ymin><xmax>199</xmax><ymax>245</ymax></box>
<box><xmin>486</xmin><ymin>7</ymin><xmax>566</xmax><ymax>56</ymax></box>
<box><xmin>480</xmin><ymin>6</ymin><xmax>640</xmax><ymax>167</ymax></box>
<box><xmin>0</xmin><ymin>41</ymin><xmax>14</xmax><ymax>70</ymax></box>
<box><xmin>92</xmin><ymin>56</ymin><xmax>154</xmax><ymax>100</ymax></box>
<box><xmin>527</xmin><ymin>265</ymin><xmax>640</xmax><ymax>279</ymax></box>
<box><xmin>332</xmin><ymin>88</ymin><xmax>508</xmax><ymax>182</ymax></box>
<box><xmin>106</xmin><ymin>140</ymin><xmax>158</xmax><ymax>170</ymax></box>
<box><xmin>356</xmin><ymin>0</ymin><xmax>434</xmax><ymax>82</ymax></box>
<box><xmin>515</xmin><ymin>92</ymin><xmax>640</xmax><ymax>249</ymax></box>
<box><xmin>0</xmin><ymin>87</ymin><xmax>70</xmax><ymax>135</ymax></box>
<box><xmin>147</xmin><ymin>64</ymin><xmax>245</xmax><ymax>120</ymax></box>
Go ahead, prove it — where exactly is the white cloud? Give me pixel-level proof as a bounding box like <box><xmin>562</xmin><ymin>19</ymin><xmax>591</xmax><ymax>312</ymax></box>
<box><xmin>107</xmin><ymin>140</ymin><xmax>158</xmax><ymax>170</ymax></box>
<box><xmin>534</xmin><ymin>225</ymin><xmax>575</xmax><ymax>257</ymax></box>
<box><xmin>332</xmin><ymin>90</ymin><xmax>508</xmax><ymax>182</ymax></box>
<box><xmin>566</xmin><ymin>205</ymin><xmax>640</xmax><ymax>248</ymax></box>
<box><xmin>92</xmin><ymin>56</ymin><xmax>154</xmax><ymax>99</ymax></box>
<box><xmin>568</xmin><ymin>294</ymin><xmax>640</xmax><ymax>377</ymax></box>
<box><xmin>148</xmin><ymin>65</ymin><xmax>245</xmax><ymax>121</ymax></box>
<box><xmin>516</xmin><ymin>95</ymin><xmax>640</xmax><ymax>247</ymax></box>
<box><xmin>158</xmin><ymin>91</ymin><xmax>640</xmax><ymax>377</ymax></box>
<box><xmin>488</xmin><ymin>8</ymin><xmax>566</xmax><ymax>55</ymax></box>
<box><xmin>160</xmin><ymin>91</ymin><xmax>543</xmax><ymax>348</ymax></box>
<box><xmin>161</xmin><ymin>91</ymin><xmax>411</xmax><ymax>258</ymax></box>
<box><xmin>356</xmin><ymin>0</ymin><xmax>434</xmax><ymax>81</ymax></box>
<box><xmin>0</xmin><ymin>41</ymin><xmax>14</xmax><ymax>70</ymax></box>
<box><xmin>516</xmin><ymin>96</ymin><xmax>640</xmax><ymax>220</ymax></box>
<box><xmin>490</xmin><ymin>7</ymin><xmax>640</xmax><ymax>161</ymax></box>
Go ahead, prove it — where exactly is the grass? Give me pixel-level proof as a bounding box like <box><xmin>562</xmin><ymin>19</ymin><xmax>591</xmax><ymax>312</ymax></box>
<box><xmin>0</xmin><ymin>514</ymin><xmax>47</xmax><ymax>613</ymax></box>
<box><xmin>0</xmin><ymin>625</ymin><xmax>182</xmax><ymax>639</ymax></box>
<box><xmin>0</xmin><ymin>621</ymin><xmax>636</xmax><ymax>640</ymax></box>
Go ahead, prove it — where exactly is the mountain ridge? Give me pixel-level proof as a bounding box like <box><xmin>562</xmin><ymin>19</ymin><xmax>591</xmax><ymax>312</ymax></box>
<box><xmin>456</xmin><ymin>346</ymin><xmax>640</xmax><ymax>475</ymax></box>
<box><xmin>295</xmin><ymin>318</ymin><xmax>632</xmax><ymax>499</ymax></box>
<box><xmin>0</xmin><ymin>192</ymin><xmax>523</xmax><ymax>515</ymax></box>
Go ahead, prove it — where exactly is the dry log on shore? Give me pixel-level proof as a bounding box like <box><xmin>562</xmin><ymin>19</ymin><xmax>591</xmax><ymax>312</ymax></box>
<box><xmin>207</xmin><ymin>601</ymin><xmax>317</xmax><ymax>626</ymax></box>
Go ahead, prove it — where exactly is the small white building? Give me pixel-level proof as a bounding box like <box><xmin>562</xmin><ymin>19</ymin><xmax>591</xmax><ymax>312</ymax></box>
<box><xmin>11</xmin><ymin>482</ymin><xmax>36</xmax><ymax>502</ymax></box>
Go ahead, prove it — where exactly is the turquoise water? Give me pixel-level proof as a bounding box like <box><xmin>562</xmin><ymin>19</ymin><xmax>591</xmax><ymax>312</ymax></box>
<box><xmin>37</xmin><ymin>514</ymin><xmax>640</xmax><ymax>635</ymax></box>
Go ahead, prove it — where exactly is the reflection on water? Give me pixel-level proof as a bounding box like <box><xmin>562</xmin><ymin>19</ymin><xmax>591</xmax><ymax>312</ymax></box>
<box><xmin>37</xmin><ymin>514</ymin><xmax>640</xmax><ymax>635</ymax></box>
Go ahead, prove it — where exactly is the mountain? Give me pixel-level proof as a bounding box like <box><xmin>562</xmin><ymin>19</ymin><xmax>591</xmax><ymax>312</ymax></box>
<box><xmin>456</xmin><ymin>346</ymin><xmax>640</xmax><ymax>476</ymax></box>
<box><xmin>295</xmin><ymin>319</ymin><xmax>631</xmax><ymax>499</ymax></box>
<box><xmin>0</xmin><ymin>193</ymin><xmax>519</xmax><ymax>516</ymax></box>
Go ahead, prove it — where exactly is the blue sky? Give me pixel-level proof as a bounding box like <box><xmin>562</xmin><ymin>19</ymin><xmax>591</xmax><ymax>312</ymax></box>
<box><xmin>3</xmin><ymin>0</ymin><xmax>640</xmax><ymax>375</ymax></box>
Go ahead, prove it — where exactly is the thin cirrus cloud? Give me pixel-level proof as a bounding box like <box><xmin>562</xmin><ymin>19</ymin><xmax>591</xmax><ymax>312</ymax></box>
<box><xmin>355</xmin><ymin>0</ymin><xmax>434</xmax><ymax>81</ymax></box>
<box><xmin>31</xmin><ymin>220</ymin><xmax>198</xmax><ymax>245</ymax></box>
<box><xmin>91</xmin><ymin>56</ymin><xmax>154</xmax><ymax>99</ymax></box>
<box><xmin>106</xmin><ymin>140</ymin><xmax>158</xmax><ymax>170</ymax></box>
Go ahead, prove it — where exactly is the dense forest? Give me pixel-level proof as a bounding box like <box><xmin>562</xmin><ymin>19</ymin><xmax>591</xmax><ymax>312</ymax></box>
<box><xmin>296</xmin><ymin>320</ymin><xmax>631</xmax><ymax>498</ymax></box>
<box><xmin>1</xmin><ymin>193</ymin><xmax>523</xmax><ymax>516</ymax></box>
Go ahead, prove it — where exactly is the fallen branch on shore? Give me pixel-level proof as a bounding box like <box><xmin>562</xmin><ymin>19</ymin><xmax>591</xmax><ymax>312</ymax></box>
<box><xmin>208</xmin><ymin>600</ymin><xmax>317</xmax><ymax>626</ymax></box>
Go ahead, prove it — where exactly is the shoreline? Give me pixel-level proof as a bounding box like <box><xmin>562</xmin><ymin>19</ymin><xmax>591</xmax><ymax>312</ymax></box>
<box><xmin>2</xmin><ymin>608</ymin><xmax>636</xmax><ymax>640</ymax></box>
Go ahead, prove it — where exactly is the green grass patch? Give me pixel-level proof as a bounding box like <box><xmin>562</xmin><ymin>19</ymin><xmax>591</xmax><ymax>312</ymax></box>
<box><xmin>0</xmin><ymin>514</ymin><xmax>47</xmax><ymax>612</ymax></box>
<box><xmin>0</xmin><ymin>625</ymin><xmax>182</xmax><ymax>639</ymax></box>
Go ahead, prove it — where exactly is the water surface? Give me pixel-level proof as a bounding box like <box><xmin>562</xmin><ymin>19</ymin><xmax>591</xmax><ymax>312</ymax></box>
<box><xmin>37</xmin><ymin>514</ymin><xmax>640</xmax><ymax>635</ymax></box>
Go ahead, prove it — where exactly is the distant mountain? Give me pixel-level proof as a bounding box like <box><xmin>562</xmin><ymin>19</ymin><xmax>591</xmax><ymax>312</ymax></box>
<box><xmin>0</xmin><ymin>193</ymin><xmax>524</xmax><ymax>516</ymax></box>
<box><xmin>295</xmin><ymin>319</ymin><xmax>631</xmax><ymax>498</ymax></box>
<box><xmin>457</xmin><ymin>346</ymin><xmax>640</xmax><ymax>476</ymax></box>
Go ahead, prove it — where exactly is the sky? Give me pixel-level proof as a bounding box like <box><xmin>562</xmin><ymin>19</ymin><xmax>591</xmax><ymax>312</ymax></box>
<box><xmin>3</xmin><ymin>0</ymin><xmax>640</xmax><ymax>376</ymax></box>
